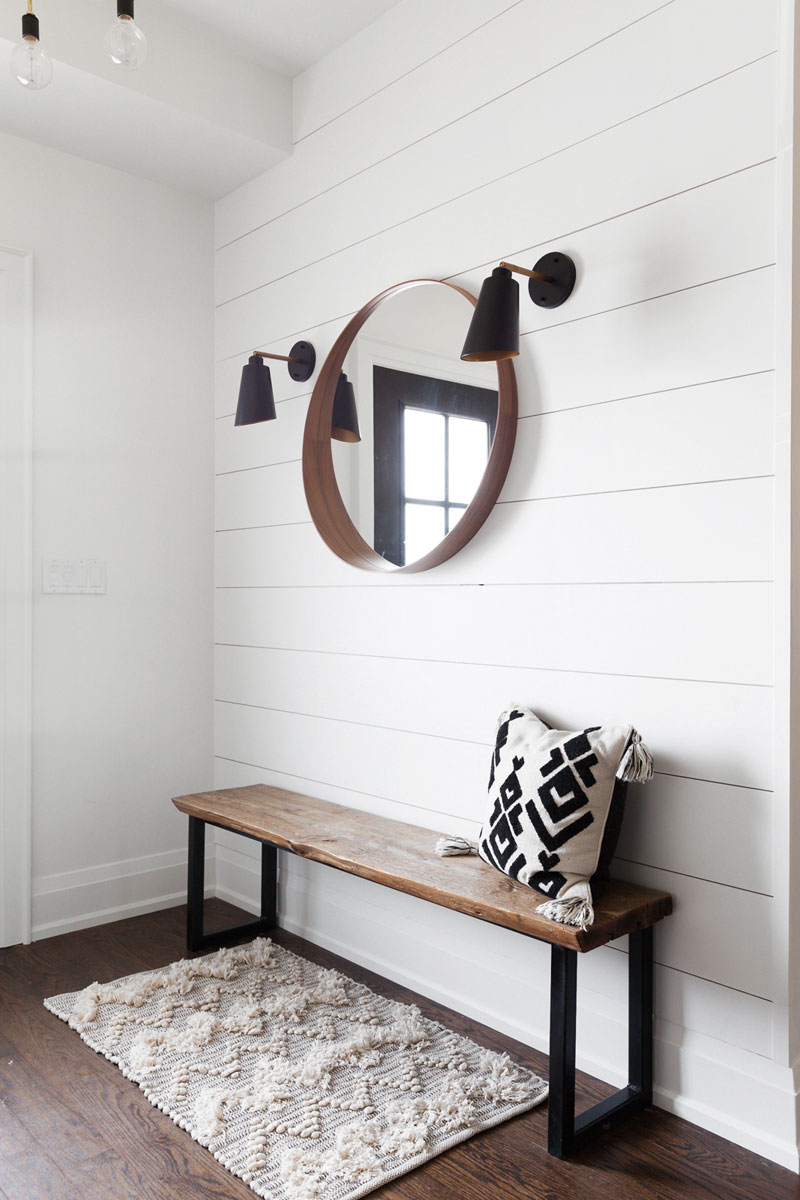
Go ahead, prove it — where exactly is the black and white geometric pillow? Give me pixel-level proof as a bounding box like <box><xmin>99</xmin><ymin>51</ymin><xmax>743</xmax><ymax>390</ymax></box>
<box><xmin>478</xmin><ymin>707</ymin><xmax>653</xmax><ymax>928</ymax></box>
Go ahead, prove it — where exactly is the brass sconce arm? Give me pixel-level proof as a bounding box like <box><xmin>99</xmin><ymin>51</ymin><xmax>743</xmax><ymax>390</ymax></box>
<box><xmin>252</xmin><ymin>350</ymin><xmax>304</xmax><ymax>365</ymax></box>
<box><xmin>499</xmin><ymin>260</ymin><xmax>556</xmax><ymax>285</ymax></box>
<box><xmin>250</xmin><ymin>340</ymin><xmax>316</xmax><ymax>382</ymax></box>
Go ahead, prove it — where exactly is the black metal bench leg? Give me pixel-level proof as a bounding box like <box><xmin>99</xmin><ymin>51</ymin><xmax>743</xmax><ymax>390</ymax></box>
<box><xmin>187</xmin><ymin>815</ymin><xmax>206</xmax><ymax>952</ymax></box>
<box><xmin>628</xmin><ymin>927</ymin><xmax>653</xmax><ymax>1103</ymax></box>
<box><xmin>547</xmin><ymin>927</ymin><xmax>654</xmax><ymax>1157</ymax></box>
<box><xmin>548</xmin><ymin>945</ymin><xmax>577</xmax><ymax>1157</ymax></box>
<box><xmin>186</xmin><ymin>816</ymin><xmax>278</xmax><ymax>953</ymax></box>
<box><xmin>260</xmin><ymin>841</ymin><xmax>278</xmax><ymax>929</ymax></box>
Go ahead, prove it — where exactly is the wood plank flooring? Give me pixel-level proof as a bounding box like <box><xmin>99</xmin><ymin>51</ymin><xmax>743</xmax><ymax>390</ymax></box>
<box><xmin>0</xmin><ymin>901</ymin><xmax>796</xmax><ymax>1200</ymax></box>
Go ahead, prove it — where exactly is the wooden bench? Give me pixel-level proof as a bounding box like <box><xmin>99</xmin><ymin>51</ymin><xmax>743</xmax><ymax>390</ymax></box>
<box><xmin>172</xmin><ymin>783</ymin><xmax>672</xmax><ymax>1159</ymax></box>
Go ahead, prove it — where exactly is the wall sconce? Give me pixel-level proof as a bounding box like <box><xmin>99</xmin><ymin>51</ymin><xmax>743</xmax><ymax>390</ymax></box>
<box><xmin>461</xmin><ymin>252</ymin><xmax>576</xmax><ymax>362</ymax></box>
<box><xmin>235</xmin><ymin>341</ymin><xmax>316</xmax><ymax>427</ymax></box>
<box><xmin>331</xmin><ymin>373</ymin><xmax>361</xmax><ymax>443</ymax></box>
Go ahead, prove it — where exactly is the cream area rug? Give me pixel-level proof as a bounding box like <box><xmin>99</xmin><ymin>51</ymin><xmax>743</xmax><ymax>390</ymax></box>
<box><xmin>44</xmin><ymin>938</ymin><xmax>547</xmax><ymax>1200</ymax></box>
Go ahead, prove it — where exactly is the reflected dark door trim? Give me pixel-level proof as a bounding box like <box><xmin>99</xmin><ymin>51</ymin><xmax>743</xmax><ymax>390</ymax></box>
<box><xmin>373</xmin><ymin>366</ymin><xmax>498</xmax><ymax>567</ymax></box>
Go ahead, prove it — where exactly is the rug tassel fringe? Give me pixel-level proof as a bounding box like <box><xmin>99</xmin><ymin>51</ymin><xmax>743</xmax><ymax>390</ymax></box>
<box><xmin>435</xmin><ymin>835</ymin><xmax>475</xmax><ymax>857</ymax></box>
<box><xmin>536</xmin><ymin>896</ymin><xmax>594</xmax><ymax>930</ymax></box>
<box><xmin>616</xmin><ymin>729</ymin><xmax>654</xmax><ymax>784</ymax></box>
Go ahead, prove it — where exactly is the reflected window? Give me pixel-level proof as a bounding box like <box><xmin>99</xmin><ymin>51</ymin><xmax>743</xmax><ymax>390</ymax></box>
<box><xmin>402</xmin><ymin>408</ymin><xmax>491</xmax><ymax>563</ymax></box>
<box><xmin>373</xmin><ymin>366</ymin><xmax>497</xmax><ymax>566</ymax></box>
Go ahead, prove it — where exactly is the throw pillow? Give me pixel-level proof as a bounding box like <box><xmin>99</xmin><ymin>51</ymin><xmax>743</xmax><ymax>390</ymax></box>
<box><xmin>477</xmin><ymin>707</ymin><xmax>653</xmax><ymax>929</ymax></box>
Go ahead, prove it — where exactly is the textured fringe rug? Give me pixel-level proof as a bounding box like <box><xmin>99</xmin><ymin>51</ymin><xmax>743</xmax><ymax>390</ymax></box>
<box><xmin>44</xmin><ymin>938</ymin><xmax>547</xmax><ymax>1200</ymax></box>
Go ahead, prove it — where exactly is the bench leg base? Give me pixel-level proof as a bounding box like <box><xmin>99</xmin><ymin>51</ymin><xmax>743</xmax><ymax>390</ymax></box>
<box><xmin>547</xmin><ymin>927</ymin><xmax>653</xmax><ymax>1158</ymax></box>
<box><xmin>186</xmin><ymin>816</ymin><xmax>278</xmax><ymax>954</ymax></box>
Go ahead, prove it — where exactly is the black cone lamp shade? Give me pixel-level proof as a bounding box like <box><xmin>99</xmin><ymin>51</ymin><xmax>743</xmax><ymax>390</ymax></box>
<box><xmin>461</xmin><ymin>267</ymin><xmax>519</xmax><ymax>362</ymax></box>
<box><xmin>235</xmin><ymin>355</ymin><xmax>276</xmax><ymax>426</ymax></box>
<box><xmin>331</xmin><ymin>373</ymin><xmax>361</xmax><ymax>443</ymax></box>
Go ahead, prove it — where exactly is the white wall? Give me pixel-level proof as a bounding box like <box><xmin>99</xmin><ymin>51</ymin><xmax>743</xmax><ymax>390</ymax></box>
<box><xmin>212</xmin><ymin>0</ymin><xmax>797</xmax><ymax>1169</ymax></box>
<box><xmin>0</xmin><ymin>131</ymin><xmax>215</xmax><ymax>937</ymax></box>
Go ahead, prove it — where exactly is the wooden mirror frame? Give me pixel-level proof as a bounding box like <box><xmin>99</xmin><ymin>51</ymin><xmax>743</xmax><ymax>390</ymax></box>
<box><xmin>302</xmin><ymin>278</ymin><xmax>518</xmax><ymax>574</ymax></box>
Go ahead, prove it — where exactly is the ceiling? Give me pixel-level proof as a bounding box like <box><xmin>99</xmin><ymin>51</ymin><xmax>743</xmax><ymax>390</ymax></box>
<box><xmin>0</xmin><ymin>0</ymin><xmax>405</xmax><ymax>197</ymax></box>
<box><xmin>159</xmin><ymin>0</ymin><xmax>404</xmax><ymax>76</ymax></box>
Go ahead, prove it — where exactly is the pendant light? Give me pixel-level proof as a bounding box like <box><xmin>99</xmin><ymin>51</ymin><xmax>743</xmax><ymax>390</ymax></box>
<box><xmin>10</xmin><ymin>2</ymin><xmax>53</xmax><ymax>89</ymax></box>
<box><xmin>462</xmin><ymin>252</ymin><xmax>577</xmax><ymax>363</ymax></box>
<box><xmin>105</xmin><ymin>0</ymin><xmax>148</xmax><ymax>70</ymax></box>
<box><xmin>10</xmin><ymin>0</ymin><xmax>150</xmax><ymax>87</ymax></box>
<box><xmin>331</xmin><ymin>373</ymin><xmax>361</xmax><ymax>443</ymax></box>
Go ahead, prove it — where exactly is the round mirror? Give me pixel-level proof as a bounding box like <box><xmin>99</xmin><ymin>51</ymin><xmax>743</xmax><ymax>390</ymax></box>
<box><xmin>303</xmin><ymin>279</ymin><xmax>517</xmax><ymax>573</ymax></box>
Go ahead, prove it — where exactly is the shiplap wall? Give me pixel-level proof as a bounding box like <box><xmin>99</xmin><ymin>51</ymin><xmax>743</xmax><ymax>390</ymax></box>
<box><xmin>213</xmin><ymin>0</ymin><xmax>796</xmax><ymax>1168</ymax></box>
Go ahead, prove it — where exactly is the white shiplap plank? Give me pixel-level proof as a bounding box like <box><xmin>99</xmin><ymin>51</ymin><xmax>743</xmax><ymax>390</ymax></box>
<box><xmin>215</xmin><ymin>165</ymin><xmax>775</xmax><ymax>416</ymax></box>
<box><xmin>457</xmin><ymin>158</ymin><xmax>776</xmax><ymax>340</ymax></box>
<box><xmin>219</xmin><ymin>260</ymin><xmax>774</xmax><ymax>429</ymax></box>
<box><xmin>615</xmin><ymin>774</ymin><xmax>772</xmax><ymax>895</ymax></box>
<box><xmin>217</xmin><ymin>0</ymin><xmax>674</xmax><ymax>248</ymax></box>
<box><xmin>218</xmin><ymin>0</ymin><xmax>774</xmax><ymax>298</ymax></box>
<box><xmin>215</xmin><ymin>649</ymin><xmax>772</xmax><ymax>891</ymax></box>
<box><xmin>504</xmin><ymin>372</ymin><xmax>774</xmax><ymax>499</ymax></box>
<box><xmin>216</xmin><ymin>394</ymin><xmax>311</xmax><ymax>470</ymax></box>
<box><xmin>519</xmin><ymin>268</ymin><xmax>774</xmax><ymax>418</ymax></box>
<box><xmin>213</xmin><ymin>750</ymin><xmax>454</xmax><ymax>839</ymax></box>
<box><xmin>215</xmin><ymin>476</ymin><xmax>774</xmax><ymax>587</ymax></box>
<box><xmin>219</xmin><ymin>36</ymin><xmax>776</xmax><ymax>311</ymax></box>
<box><xmin>218</xmin><ymin>373</ymin><xmax>774</xmax><ymax>488</ymax></box>
<box><xmin>215</xmin><ymin>580</ymin><xmax>773</xmax><ymax>687</ymax></box>
<box><xmin>214</xmin><ymin>698</ymin><xmax>489</xmax><ymax>823</ymax></box>
<box><xmin>613</xmin><ymin>860</ymin><xmax>772</xmax><ymax>997</ymax></box>
<box><xmin>215</xmin><ymin>458</ymin><xmax>307</xmax><ymax>531</ymax></box>
<box><xmin>292</xmin><ymin>0</ymin><xmax>658</xmax><ymax>144</ymax></box>
<box><xmin>217</xmin><ymin>372</ymin><xmax>774</xmax><ymax>522</ymax></box>
<box><xmin>216</xmin><ymin>55</ymin><xmax>775</xmax><ymax>357</ymax></box>
<box><xmin>214</xmin><ymin>651</ymin><xmax>772</xmax><ymax>790</ymax></box>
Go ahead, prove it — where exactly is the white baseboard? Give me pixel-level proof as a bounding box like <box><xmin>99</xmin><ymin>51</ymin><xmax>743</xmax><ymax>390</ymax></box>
<box><xmin>214</xmin><ymin>843</ymin><xmax>800</xmax><ymax>1173</ymax></box>
<box><xmin>31</xmin><ymin>846</ymin><xmax>216</xmax><ymax>940</ymax></box>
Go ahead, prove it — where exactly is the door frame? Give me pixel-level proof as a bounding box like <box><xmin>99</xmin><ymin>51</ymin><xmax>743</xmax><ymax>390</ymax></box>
<box><xmin>0</xmin><ymin>245</ymin><xmax>33</xmax><ymax>947</ymax></box>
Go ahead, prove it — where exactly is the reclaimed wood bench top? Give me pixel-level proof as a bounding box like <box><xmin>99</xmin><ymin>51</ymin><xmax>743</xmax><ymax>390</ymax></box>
<box><xmin>172</xmin><ymin>784</ymin><xmax>672</xmax><ymax>953</ymax></box>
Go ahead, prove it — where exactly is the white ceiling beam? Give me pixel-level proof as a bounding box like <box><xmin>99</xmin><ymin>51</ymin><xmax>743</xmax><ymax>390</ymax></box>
<box><xmin>0</xmin><ymin>4</ymin><xmax>292</xmax><ymax>197</ymax></box>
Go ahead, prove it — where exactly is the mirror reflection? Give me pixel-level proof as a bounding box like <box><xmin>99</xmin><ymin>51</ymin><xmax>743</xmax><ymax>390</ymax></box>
<box><xmin>331</xmin><ymin>282</ymin><xmax>498</xmax><ymax>567</ymax></box>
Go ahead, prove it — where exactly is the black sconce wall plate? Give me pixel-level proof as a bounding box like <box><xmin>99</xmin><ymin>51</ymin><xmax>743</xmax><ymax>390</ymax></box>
<box><xmin>288</xmin><ymin>341</ymin><xmax>316</xmax><ymax>382</ymax></box>
<box><xmin>528</xmin><ymin>252</ymin><xmax>577</xmax><ymax>309</ymax></box>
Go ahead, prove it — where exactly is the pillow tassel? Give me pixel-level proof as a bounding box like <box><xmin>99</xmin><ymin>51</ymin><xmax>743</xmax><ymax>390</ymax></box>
<box><xmin>536</xmin><ymin>896</ymin><xmax>594</xmax><ymax>930</ymax></box>
<box><xmin>435</xmin><ymin>835</ymin><xmax>476</xmax><ymax>857</ymax></box>
<box><xmin>616</xmin><ymin>729</ymin><xmax>654</xmax><ymax>784</ymax></box>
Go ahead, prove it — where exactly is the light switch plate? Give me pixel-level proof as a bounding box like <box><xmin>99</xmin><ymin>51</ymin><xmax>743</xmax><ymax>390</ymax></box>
<box><xmin>43</xmin><ymin>559</ymin><xmax>106</xmax><ymax>594</ymax></box>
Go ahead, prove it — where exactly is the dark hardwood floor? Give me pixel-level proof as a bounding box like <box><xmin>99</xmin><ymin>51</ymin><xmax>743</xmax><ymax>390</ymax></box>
<box><xmin>0</xmin><ymin>900</ymin><xmax>797</xmax><ymax>1200</ymax></box>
